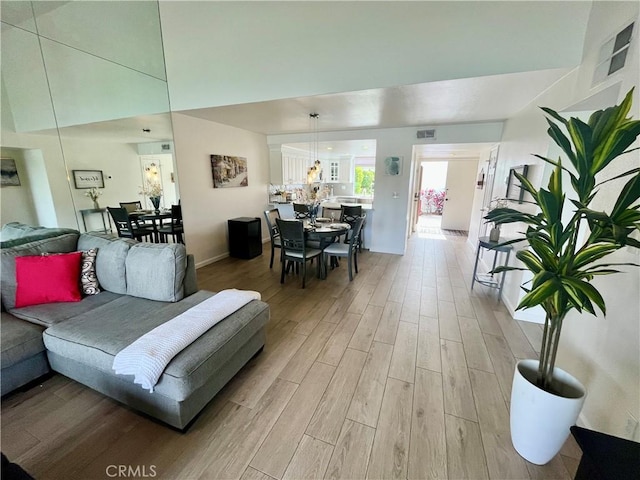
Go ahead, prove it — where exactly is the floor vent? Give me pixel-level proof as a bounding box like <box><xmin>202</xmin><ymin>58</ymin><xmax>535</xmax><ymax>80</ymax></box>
<box><xmin>593</xmin><ymin>21</ymin><xmax>635</xmax><ymax>85</ymax></box>
<box><xmin>417</xmin><ymin>129</ymin><xmax>436</xmax><ymax>139</ymax></box>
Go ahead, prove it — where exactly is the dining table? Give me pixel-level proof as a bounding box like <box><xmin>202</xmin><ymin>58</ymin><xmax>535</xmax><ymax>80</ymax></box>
<box><xmin>305</xmin><ymin>220</ymin><xmax>351</xmax><ymax>279</ymax></box>
<box><xmin>129</xmin><ymin>210</ymin><xmax>172</xmax><ymax>243</ymax></box>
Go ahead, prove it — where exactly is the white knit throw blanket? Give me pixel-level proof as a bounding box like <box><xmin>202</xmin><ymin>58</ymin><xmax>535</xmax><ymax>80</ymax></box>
<box><xmin>112</xmin><ymin>289</ymin><xmax>261</xmax><ymax>392</ymax></box>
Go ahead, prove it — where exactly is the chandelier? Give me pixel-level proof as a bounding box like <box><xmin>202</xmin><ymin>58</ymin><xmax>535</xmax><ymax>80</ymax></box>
<box><xmin>306</xmin><ymin>113</ymin><xmax>322</xmax><ymax>184</ymax></box>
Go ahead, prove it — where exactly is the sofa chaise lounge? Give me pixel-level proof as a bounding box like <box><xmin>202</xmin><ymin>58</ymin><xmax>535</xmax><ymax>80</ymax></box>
<box><xmin>1</xmin><ymin>226</ymin><xmax>269</xmax><ymax>429</ymax></box>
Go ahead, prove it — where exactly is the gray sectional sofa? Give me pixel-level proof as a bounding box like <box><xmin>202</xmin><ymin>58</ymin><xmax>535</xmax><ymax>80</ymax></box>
<box><xmin>1</xmin><ymin>225</ymin><xmax>269</xmax><ymax>429</ymax></box>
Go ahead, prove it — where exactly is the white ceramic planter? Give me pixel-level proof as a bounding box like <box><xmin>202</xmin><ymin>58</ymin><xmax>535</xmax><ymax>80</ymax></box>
<box><xmin>510</xmin><ymin>359</ymin><xmax>586</xmax><ymax>465</ymax></box>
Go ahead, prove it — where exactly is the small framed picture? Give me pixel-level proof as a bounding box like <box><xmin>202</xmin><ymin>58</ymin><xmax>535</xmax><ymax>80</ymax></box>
<box><xmin>1</xmin><ymin>158</ymin><xmax>21</xmax><ymax>186</ymax></box>
<box><xmin>72</xmin><ymin>170</ymin><xmax>104</xmax><ymax>189</ymax></box>
<box><xmin>506</xmin><ymin>165</ymin><xmax>529</xmax><ymax>204</ymax></box>
<box><xmin>384</xmin><ymin>156</ymin><xmax>402</xmax><ymax>176</ymax></box>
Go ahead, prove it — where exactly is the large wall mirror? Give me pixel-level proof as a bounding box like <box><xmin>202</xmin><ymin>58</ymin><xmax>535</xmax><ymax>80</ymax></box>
<box><xmin>1</xmin><ymin>1</ymin><xmax>178</xmax><ymax>233</ymax></box>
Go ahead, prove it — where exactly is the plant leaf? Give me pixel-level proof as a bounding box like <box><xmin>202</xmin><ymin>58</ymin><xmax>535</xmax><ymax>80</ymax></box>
<box><xmin>517</xmin><ymin>278</ymin><xmax>558</xmax><ymax>309</ymax></box>
<box><xmin>561</xmin><ymin>277</ymin><xmax>606</xmax><ymax>315</ymax></box>
<box><xmin>611</xmin><ymin>173</ymin><xmax>640</xmax><ymax>218</ymax></box>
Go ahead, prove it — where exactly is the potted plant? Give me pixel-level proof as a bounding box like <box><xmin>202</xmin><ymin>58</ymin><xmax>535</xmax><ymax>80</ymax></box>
<box><xmin>140</xmin><ymin>181</ymin><xmax>163</xmax><ymax>213</ymax></box>
<box><xmin>485</xmin><ymin>89</ymin><xmax>640</xmax><ymax>464</ymax></box>
<box><xmin>487</xmin><ymin>198</ymin><xmax>508</xmax><ymax>241</ymax></box>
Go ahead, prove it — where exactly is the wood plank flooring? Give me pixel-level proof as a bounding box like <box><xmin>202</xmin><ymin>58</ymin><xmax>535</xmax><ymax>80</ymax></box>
<box><xmin>1</xmin><ymin>232</ymin><xmax>582</xmax><ymax>479</ymax></box>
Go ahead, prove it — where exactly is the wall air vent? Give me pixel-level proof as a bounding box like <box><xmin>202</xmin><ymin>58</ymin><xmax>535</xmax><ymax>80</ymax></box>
<box><xmin>417</xmin><ymin>129</ymin><xmax>436</xmax><ymax>139</ymax></box>
<box><xmin>593</xmin><ymin>21</ymin><xmax>635</xmax><ymax>85</ymax></box>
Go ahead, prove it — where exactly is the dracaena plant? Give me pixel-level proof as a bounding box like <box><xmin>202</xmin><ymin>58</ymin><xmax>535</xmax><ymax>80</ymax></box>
<box><xmin>485</xmin><ymin>89</ymin><xmax>640</xmax><ymax>392</ymax></box>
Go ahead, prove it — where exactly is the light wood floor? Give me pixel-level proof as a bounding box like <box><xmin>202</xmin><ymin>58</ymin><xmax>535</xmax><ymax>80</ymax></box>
<box><xmin>1</xmin><ymin>231</ymin><xmax>583</xmax><ymax>479</ymax></box>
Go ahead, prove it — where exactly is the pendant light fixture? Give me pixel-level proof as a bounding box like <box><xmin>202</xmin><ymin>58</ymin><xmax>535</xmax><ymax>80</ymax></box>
<box><xmin>307</xmin><ymin>113</ymin><xmax>322</xmax><ymax>184</ymax></box>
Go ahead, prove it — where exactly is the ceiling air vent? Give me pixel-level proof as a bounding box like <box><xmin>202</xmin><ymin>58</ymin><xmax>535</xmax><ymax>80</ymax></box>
<box><xmin>417</xmin><ymin>129</ymin><xmax>436</xmax><ymax>139</ymax></box>
<box><xmin>593</xmin><ymin>22</ymin><xmax>635</xmax><ymax>85</ymax></box>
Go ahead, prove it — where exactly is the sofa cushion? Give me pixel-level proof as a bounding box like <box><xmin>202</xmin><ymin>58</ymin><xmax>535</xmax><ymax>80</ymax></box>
<box><xmin>8</xmin><ymin>291</ymin><xmax>122</xmax><ymax>327</ymax></box>
<box><xmin>1</xmin><ymin>312</ymin><xmax>46</xmax><ymax>368</ymax></box>
<box><xmin>43</xmin><ymin>290</ymin><xmax>269</xmax><ymax>401</ymax></box>
<box><xmin>1</xmin><ymin>232</ymin><xmax>80</xmax><ymax>310</ymax></box>
<box><xmin>15</xmin><ymin>252</ymin><xmax>83</xmax><ymax>308</ymax></box>
<box><xmin>0</xmin><ymin>222</ymin><xmax>42</xmax><ymax>241</ymax></box>
<box><xmin>0</xmin><ymin>224</ymin><xmax>78</xmax><ymax>248</ymax></box>
<box><xmin>125</xmin><ymin>243</ymin><xmax>186</xmax><ymax>302</ymax></box>
<box><xmin>78</xmin><ymin>233</ymin><xmax>135</xmax><ymax>295</ymax></box>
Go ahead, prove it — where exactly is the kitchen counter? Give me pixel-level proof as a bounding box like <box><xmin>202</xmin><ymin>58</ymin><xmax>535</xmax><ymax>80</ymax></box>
<box><xmin>321</xmin><ymin>201</ymin><xmax>373</xmax><ymax>210</ymax></box>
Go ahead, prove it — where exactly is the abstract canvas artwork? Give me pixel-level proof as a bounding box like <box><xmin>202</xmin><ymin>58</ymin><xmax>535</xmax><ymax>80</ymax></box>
<box><xmin>384</xmin><ymin>156</ymin><xmax>402</xmax><ymax>176</ymax></box>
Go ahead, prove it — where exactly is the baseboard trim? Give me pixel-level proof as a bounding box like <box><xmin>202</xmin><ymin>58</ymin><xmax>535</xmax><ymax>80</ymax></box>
<box><xmin>195</xmin><ymin>252</ymin><xmax>229</xmax><ymax>269</ymax></box>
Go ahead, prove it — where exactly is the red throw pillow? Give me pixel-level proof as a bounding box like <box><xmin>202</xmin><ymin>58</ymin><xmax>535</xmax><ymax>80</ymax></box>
<box><xmin>15</xmin><ymin>252</ymin><xmax>83</xmax><ymax>308</ymax></box>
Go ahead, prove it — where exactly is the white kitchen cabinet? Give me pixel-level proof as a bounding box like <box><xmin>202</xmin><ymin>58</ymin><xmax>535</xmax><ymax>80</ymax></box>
<box><xmin>282</xmin><ymin>155</ymin><xmax>308</xmax><ymax>184</ymax></box>
<box><xmin>328</xmin><ymin>161</ymin><xmax>340</xmax><ymax>182</ymax></box>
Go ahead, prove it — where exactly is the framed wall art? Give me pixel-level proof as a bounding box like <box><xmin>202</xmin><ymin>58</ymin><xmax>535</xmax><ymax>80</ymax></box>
<box><xmin>384</xmin><ymin>156</ymin><xmax>402</xmax><ymax>176</ymax></box>
<box><xmin>506</xmin><ymin>165</ymin><xmax>529</xmax><ymax>204</ymax></box>
<box><xmin>72</xmin><ymin>170</ymin><xmax>105</xmax><ymax>189</ymax></box>
<box><xmin>1</xmin><ymin>158</ymin><xmax>21</xmax><ymax>186</ymax></box>
<box><xmin>211</xmin><ymin>155</ymin><xmax>248</xmax><ymax>188</ymax></box>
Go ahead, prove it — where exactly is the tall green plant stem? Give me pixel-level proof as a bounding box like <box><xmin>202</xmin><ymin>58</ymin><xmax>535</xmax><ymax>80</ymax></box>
<box><xmin>538</xmin><ymin>311</ymin><xmax>565</xmax><ymax>391</ymax></box>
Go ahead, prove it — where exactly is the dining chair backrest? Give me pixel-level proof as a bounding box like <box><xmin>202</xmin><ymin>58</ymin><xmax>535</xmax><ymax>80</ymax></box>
<box><xmin>171</xmin><ymin>204</ymin><xmax>182</xmax><ymax>224</ymax></box>
<box><xmin>264</xmin><ymin>209</ymin><xmax>281</xmax><ymax>240</ymax></box>
<box><xmin>107</xmin><ymin>207</ymin><xmax>135</xmax><ymax>237</ymax></box>
<box><xmin>340</xmin><ymin>204</ymin><xmax>363</xmax><ymax>225</ymax></box>
<box><xmin>119</xmin><ymin>201</ymin><xmax>142</xmax><ymax>213</ymax></box>
<box><xmin>348</xmin><ymin>216</ymin><xmax>365</xmax><ymax>248</ymax></box>
<box><xmin>276</xmin><ymin>218</ymin><xmax>306</xmax><ymax>254</ymax></box>
<box><xmin>293</xmin><ymin>203</ymin><xmax>310</xmax><ymax>219</ymax></box>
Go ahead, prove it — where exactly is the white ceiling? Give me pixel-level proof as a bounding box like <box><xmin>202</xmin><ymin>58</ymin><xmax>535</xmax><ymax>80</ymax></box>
<box><xmin>9</xmin><ymin>0</ymin><xmax>593</xmax><ymax>161</ymax></box>
<box><xmin>179</xmin><ymin>68</ymin><xmax>570</xmax><ymax>136</ymax></box>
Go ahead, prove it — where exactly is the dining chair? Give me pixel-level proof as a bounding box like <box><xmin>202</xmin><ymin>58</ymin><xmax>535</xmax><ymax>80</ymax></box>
<box><xmin>323</xmin><ymin>216</ymin><xmax>365</xmax><ymax>281</ymax></box>
<box><xmin>119</xmin><ymin>201</ymin><xmax>143</xmax><ymax>213</ymax></box>
<box><xmin>340</xmin><ymin>204</ymin><xmax>365</xmax><ymax>251</ymax></box>
<box><xmin>263</xmin><ymin>208</ymin><xmax>282</xmax><ymax>268</ymax></box>
<box><xmin>119</xmin><ymin>200</ymin><xmax>153</xmax><ymax>228</ymax></box>
<box><xmin>158</xmin><ymin>205</ymin><xmax>184</xmax><ymax>244</ymax></box>
<box><xmin>276</xmin><ymin>218</ymin><xmax>322</xmax><ymax>288</ymax></box>
<box><xmin>293</xmin><ymin>203</ymin><xmax>310</xmax><ymax>219</ymax></box>
<box><xmin>107</xmin><ymin>207</ymin><xmax>154</xmax><ymax>242</ymax></box>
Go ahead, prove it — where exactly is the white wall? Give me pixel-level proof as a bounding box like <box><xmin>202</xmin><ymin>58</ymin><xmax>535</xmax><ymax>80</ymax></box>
<box><xmin>269</xmin><ymin>123</ymin><xmax>503</xmax><ymax>255</ymax></box>
<box><xmin>171</xmin><ymin>113</ymin><xmax>270</xmax><ymax>266</ymax></box>
<box><xmin>492</xmin><ymin>2</ymin><xmax>639</xmax><ymax>440</ymax></box>
<box><xmin>0</xmin><ymin>148</ymin><xmax>38</xmax><ymax>225</ymax></box>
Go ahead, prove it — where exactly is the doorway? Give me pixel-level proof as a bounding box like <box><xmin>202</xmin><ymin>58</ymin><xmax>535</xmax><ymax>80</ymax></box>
<box><xmin>416</xmin><ymin>161</ymin><xmax>447</xmax><ymax>232</ymax></box>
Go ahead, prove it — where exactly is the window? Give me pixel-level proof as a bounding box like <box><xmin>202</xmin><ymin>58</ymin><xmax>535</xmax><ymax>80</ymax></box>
<box><xmin>354</xmin><ymin>165</ymin><xmax>375</xmax><ymax>195</ymax></box>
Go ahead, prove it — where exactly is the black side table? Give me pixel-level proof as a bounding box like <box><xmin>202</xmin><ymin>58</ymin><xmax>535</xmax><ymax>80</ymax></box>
<box><xmin>471</xmin><ymin>236</ymin><xmax>513</xmax><ymax>302</ymax></box>
<box><xmin>571</xmin><ymin>425</ymin><xmax>640</xmax><ymax>480</ymax></box>
<box><xmin>228</xmin><ymin>217</ymin><xmax>262</xmax><ymax>259</ymax></box>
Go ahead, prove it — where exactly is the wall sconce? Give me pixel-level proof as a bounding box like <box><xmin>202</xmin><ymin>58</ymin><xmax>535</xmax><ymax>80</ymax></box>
<box><xmin>476</xmin><ymin>168</ymin><xmax>485</xmax><ymax>188</ymax></box>
<box><xmin>145</xmin><ymin>162</ymin><xmax>159</xmax><ymax>179</ymax></box>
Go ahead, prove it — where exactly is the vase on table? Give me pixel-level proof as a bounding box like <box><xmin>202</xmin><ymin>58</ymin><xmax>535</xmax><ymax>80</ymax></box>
<box><xmin>92</xmin><ymin>199</ymin><xmax>100</xmax><ymax>210</ymax></box>
<box><xmin>489</xmin><ymin>225</ymin><xmax>501</xmax><ymax>242</ymax></box>
<box><xmin>150</xmin><ymin>196</ymin><xmax>161</xmax><ymax>214</ymax></box>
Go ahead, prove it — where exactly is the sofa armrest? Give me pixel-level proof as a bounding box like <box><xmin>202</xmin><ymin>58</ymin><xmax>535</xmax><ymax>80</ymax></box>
<box><xmin>184</xmin><ymin>254</ymin><xmax>198</xmax><ymax>297</ymax></box>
